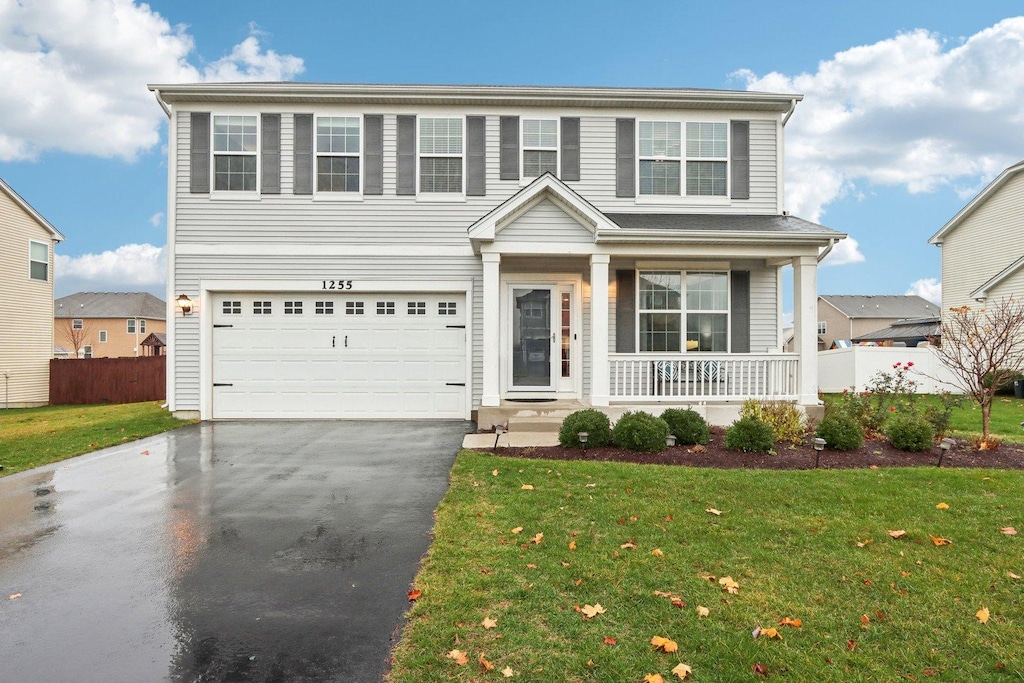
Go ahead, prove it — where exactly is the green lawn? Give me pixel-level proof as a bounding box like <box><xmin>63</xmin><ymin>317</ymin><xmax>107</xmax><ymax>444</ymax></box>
<box><xmin>0</xmin><ymin>402</ymin><xmax>195</xmax><ymax>476</ymax></box>
<box><xmin>390</xmin><ymin>452</ymin><xmax>1022</xmax><ymax>682</ymax></box>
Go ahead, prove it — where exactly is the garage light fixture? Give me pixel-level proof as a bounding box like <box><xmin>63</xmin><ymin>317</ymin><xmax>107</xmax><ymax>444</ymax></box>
<box><xmin>176</xmin><ymin>294</ymin><xmax>194</xmax><ymax>316</ymax></box>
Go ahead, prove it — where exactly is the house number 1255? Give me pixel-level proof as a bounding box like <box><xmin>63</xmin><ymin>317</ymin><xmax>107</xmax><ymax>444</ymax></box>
<box><xmin>322</xmin><ymin>280</ymin><xmax>354</xmax><ymax>290</ymax></box>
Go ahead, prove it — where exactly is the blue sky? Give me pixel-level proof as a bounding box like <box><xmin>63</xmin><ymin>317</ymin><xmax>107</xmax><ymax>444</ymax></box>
<box><xmin>2</xmin><ymin>0</ymin><xmax>1024</xmax><ymax>304</ymax></box>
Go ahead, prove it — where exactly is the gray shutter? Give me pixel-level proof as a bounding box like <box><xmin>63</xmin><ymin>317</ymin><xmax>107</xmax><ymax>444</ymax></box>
<box><xmin>730</xmin><ymin>270</ymin><xmax>750</xmax><ymax>353</ymax></box>
<box><xmin>293</xmin><ymin>113</ymin><xmax>313</xmax><ymax>195</ymax></box>
<box><xmin>615</xmin><ymin>270</ymin><xmax>636</xmax><ymax>353</ymax></box>
<box><xmin>466</xmin><ymin>115</ymin><xmax>486</xmax><ymax>196</ymax></box>
<box><xmin>261</xmin><ymin>114</ymin><xmax>281</xmax><ymax>194</ymax></box>
<box><xmin>615</xmin><ymin>118</ymin><xmax>635</xmax><ymax>198</ymax></box>
<box><xmin>189</xmin><ymin>112</ymin><xmax>210</xmax><ymax>194</ymax></box>
<box><xmin>561</xmin><ymin>117</ymin><xmax>580</xmax><ymax>181</ymax></box>
<box><xmin>500</xmin><ymin>116</ymin><xmax>519</xmax><ymax>180</ymax></box>
<box><xmin>397</xmin><ymin>115</ymin><xmax>416</xmax><ymax>195</ymax></box>
<box><xmin>730</xmin><ymin>120</ymin><xmax>750</xmax><ymax>200</ymax></box>
<box><xmin>363</xmin><ymin>114</ymin><xmax>383</xmax><ymax>195</ymax></box>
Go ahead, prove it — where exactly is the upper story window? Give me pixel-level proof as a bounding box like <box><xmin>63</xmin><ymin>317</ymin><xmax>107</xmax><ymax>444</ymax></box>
<box><xmin>127</xmin><ymin>319</ymin><xmax>136</xmax><ymax>334</ymax></box>
<box><xmin>99</xmin><ymin>330</ymin><xmax>108</xmax><ymax>343</ymax></box>
<box><xmin>638</xmin><ymin>121</ymin><xmax>728</xmax><ymax>197</ymax></box>
<box><xmin>638</xmin><ymin>271</ymin><xmax>729</xmax><ymax>352</ymax></box>
<box><xmin>73</xmin><ymin>318</ymin><xmax>84</xmax><ymax>330</ymax></box>
<box><xmin>817</xmin><ymin>321</ymin><xmax>827</xmax><ymax>335</ymax></box>
<box><xmin>127</xmin><ymin>319</ymin><xmax>146</xmax><ymax>334</ymax></box>
<box><xmin>419</xmin><ymin>117</ymin><xmax>463</xmax><ymax>193</ymax></box>
<box><xmin>522</xmin><ymin>119</ymin><xmax>558</xmax><ymax>178</ymax></box>
<box><xmin>316</xmin><ymin>117</ymin><xmax>360</xmax><ymax>192</ymax></box>
<box><xmin>29</xmin><ymin>240</ymin><xmax>49</xmax><ymax>281</ymax></box>
<box><xmin>213</xmin><ymin>115</ymin><xmax>258</xmax><ymax>192</ymax></box>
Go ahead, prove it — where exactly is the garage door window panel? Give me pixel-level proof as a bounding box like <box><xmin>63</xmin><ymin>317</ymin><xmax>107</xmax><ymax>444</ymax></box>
<box><xmin>254</xmin><ymin>301</ymin><xmax>272</xmax><ymax>314</ymax></box>
<box><xmin>223</xmin><ymin>301</ymin><xmax>241</xmax><ymax>314</ymax></box>
<box><xmin>408</xmin><ymin>302</ymin><xmax>426</xmax><ymax>315</ymax></box>
<box><xmin>315</xmin><ymin>301</ymin><xmax>334</xmax><ymax>314</ymax></box>
<box><xmin>345</xmin><ymin>302</ymin><xmax>364</xmax><ymax>315</ymax></box>
<box><xmin>284</xmin><ymin>301</ymin><xmax>303</xmax><ymax>314</ymax></box>
<box><xmin>377</xmin><ymin>301</ymin><xmax>395</xmax><ymax>315</ymax></box>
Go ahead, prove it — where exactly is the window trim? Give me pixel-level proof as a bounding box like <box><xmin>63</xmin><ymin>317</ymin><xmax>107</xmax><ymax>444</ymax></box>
<box><xmin>98</xmin><ymin>330</ymin><xmax>107</xmax><ymax>343</ymax></box>
<box><xmin>684</xmin><ymin>121</ymin><xmax>729</xmax><ymax>197</ymax></box>
<box><xmin>634</xmin><ymin>118</ymin><xmax>730</xmax><ymax>201</ymax></box>
<box><xmin>417</xmin><ymin>114</ymin><xmax>466</xmax><ymax>196</ymax></box>
<box><xmin>520</xmin><ymin>117</ymin><xmax>560</xmax><ymax>182</ymax></box>
<box><xmin>81</xmin><ymin>345</ymin><xmax>93</xmax><ymax>359</ymax></box>
<box><xmin>72</xmin><ymin>319</ymin><xmax>84</xmax><ymax>330</ymax></box>
<box><xmin>817</xmin><ymin>321</ymin><xmax>827</xmax><ymax>335</ymax></box>
<box><xmin>210</xmin><ymin>113</ymin><xmax>260</xmax><ymax>197</ymax></box>
<box><xmin>313</xmin><ymin>113</ymin><xmax>362</xmax><ymax>197</ymax></box>
<box><xmin>635</xmin><ymin>269</ymin><xmax>731</xmax><ymax>353</ymax></box>
<box><xmin>29</xmin><ymin>240</ymin><xmax>49</xmax><ymax>282</ymax></box>
<box><xmin>127</xmin><ymin>319</ymin><xmax>136</xmax><ymax>334</ymax></box>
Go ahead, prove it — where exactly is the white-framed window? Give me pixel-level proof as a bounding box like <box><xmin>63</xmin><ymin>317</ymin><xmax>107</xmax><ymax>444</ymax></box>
<box><xmin>419</xmin><ymin>117</ymin><xmax>463</xmax><ymax>193</ymax></box>
<box><xmin>139</xmin><ymin>319</ymin><xmax>146</xmax><ymax>334</ymax></box>
<box><xmin>638</xmin><ymin>122</ymin><xmax>681</xmax><ymax>196</ymax></box>
<box><xmin>29</xmin><ymin>240</ymin><xmax>49</xmax><ymax>281</ymax></box>
<box><xmin>817</xmin><ymin>321</ymin><xmax>827</xmax><ymax>335</ymax></box>
<box><xmin>81</xmin><ymin>345</ymin><xmax>93</xmax><ymax>359</ymax></box>
<box><xmin>72</xmin><ymin>319</ymin><xmax>84</xmax><ymax>330</ymax></box>
<box><xmin>685</xmin><ymin>122</ymin><xmax>728</xmax><ymax>196</ymax></box>
<box><xmin>99</xmin><ymin>330</ymin><xmax>108</xmax><ymax>343</ymax></box>
<box><xmin>127</xmin><ymin>319</ymin><xmax>136</xmax><ymax>334</ymax></box>
<box><xmin>212</xmin><ymin>115</ymin><xmax>258</xmax><ymax>192</ymax></box>
<box><xmin>522</xmin><ymin>119</ymin><xmax>558</xmax><ymax>178</ymax></box>
<box><xmin>316</xmin><ymin>116</ymin><xmax>360</xmax><ymax>192</ymax></box>
<box><xmin>638</xmin><ymin>270</ymin><xmax>729</xmax><ymax>352</ymax></box>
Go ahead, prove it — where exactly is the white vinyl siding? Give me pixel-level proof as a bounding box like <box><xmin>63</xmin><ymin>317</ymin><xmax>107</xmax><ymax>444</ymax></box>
<box><xmin>492</xmin><ymin>198</ymin><xmax>594</xmax><ymax>243</ymax></box>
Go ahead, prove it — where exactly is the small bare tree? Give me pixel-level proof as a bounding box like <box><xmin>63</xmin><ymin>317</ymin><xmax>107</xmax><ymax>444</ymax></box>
<box><xmin>56</xmin><ymin>319</ymin><xmax>93</xmax><ymax>359</ymax></box>
<box><xmin>931</xmin><ymin>298</ymin><xmax>1024</xmax><ymax>442</ymax></box>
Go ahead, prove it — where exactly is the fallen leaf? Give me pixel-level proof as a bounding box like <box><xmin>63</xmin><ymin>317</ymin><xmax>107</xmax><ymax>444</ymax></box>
<box><xmin>869</xmin><ymin>465</ymin><xmax>879</xmax><ymax>470</ymax></box>
<box><xmin>760</xmin><ymin>627</ymin><xmax>782</xmax><ymax>640</ymax></box>
<box><xmin>574</xmin><ymin>578</ymin><xmax>583</xmax><ymax>586</ymax></box>
<box><xmin>561</xmin><ymin>561</ymin><xmax>570</xmax><ymax>567</ymax></box>
<box><xmin>140</xmin><ymin>449</ymin><xmax>149</xmax><ymax>455</ymax></box>
<box><xmin>930</xmin><ymin>535</ymin><xmax>953</xmax><ymax>546</ymax></box>
<box><xmin>521</xmin><ymin>484</ymin><xmax>534</xmax><ymax>490</ymax></box>
<box><xmin>922</xmin><ymin>667</ymin><xmax>938</xmax><ymax>676</ymax></box>
<box><xmin>8</xmin><ymin>593</ymin><xmax>22</xmax><ymax>600</ymax></box>
<box><xmin>531</xmin><ymin>532</ymin><xmax>543</xmax><ymax>544</ymax></box>
<box><xmin>936</xmin><ymin>502</ymin><xmax>950</xmax><ymax>510</ymax></box>
<box><xmin>492</xmin><ymin>469</ymin><xmax>499</xmax><ymax>476</ymax></box>
<box><xmin>1000</xmin><ymin>527</ymin><xmax>1018</xmax><ymax>536</ymax></box>
<box><xmin>671</xmin><ymin>663</ymin><xmax>693</xmax><ymax>680</ymax></box>
<box><xmin>643</xmin><ymin>675</ymin><xmax>666</xmax><ymax>683</ymax></box>
<box><xmin>856</xmin><ymin>538</ymin><xmax>873</xmax><ymax>547</ymax></box>
<box><xmin>779</xmin><ymin>617</ymin><xmax>802</xmax><ymax>628</ymax></box>
<box><xmin>860</xmin><ymin>614</ymin><xmax>870</xmax><ymax>625</ymax></box>
<box><xmin>446</xmin><ymin>649</ymin><xmax>469</xmax><ymax>666</ymax></box>
<box><xmin>751</xmin><ymin>626</ymin><xmax>761</xmax><ymax>639</ymax></box>
<box><xmin>705</xmin><ymin>508</ymin><xmax>723</xmax><ymax>516</ymax></box>
<box><xmin>696</xmin><ymin>605</ymin><xmax>710</xmax><ymax>618</ymax></box>
<box><xmin>482</xmin><ymin>617</ymin><xmax>497</xmax><ymax>630</ymax></box>
<box><xmin>603</xmin><ymin>636</ymin><xmax>616</xmax><ymax>645</ymax></box>
<box><xmin>621</xmin><ymin>540</ymin><xmax>637</xmax><ymax>549</ymax></box>
<box><xmin>977</xmin><ymin>607</ymin><xmax>990</xmax><ymax>624</ymax></box>
<box><xmin>752</xmin><ymin>663</ymin><xmax>769</xmax><ymax>676</ymax></box>
<box><xmin>719</xmin><ymin>576</ymin><xmax>739</xmax><ymax>594</ymax></box>
<box><xmin>501</xmin><ymin>666</ymin><xmax>515</xmax><ymax>678</ymax></box>
<box><xmin>651</xmin><ymin>635</ymin><xmax>679</xmax><ymax>652</ymax></box>
<box><xmin>568</xmin><ymin>540</ymin><xmax>577</xmax><ymax>551</ymax></box>
<box><xmin>887</xmin><ymin>530</ymin><xmax>907</xmax><ymax>539</ymax></box>
<box><xmin>478</xmin><ymin>652</ymin><xmax>494</xmax><ymax>671</ymax></box>
<box><xmin>581</xmin><ymin>603</ymin><xmax>606</xmax><ymax>619</ymax></box>
<box><xmin>510</xmin><ymin>526</ymin><xmax>523</xmax><ymax>534</ymax></box>
<box><xmin>525</xmin><ymin>563</ymin><xmax>537</xmax><ymax>569</ymax></box>
<box><xmin>407</xmin><ymin>589</ymin><xmax>421</xmax><ymax>601</ymax></box>
<box><xmin>651</xmin><ymin>548</ymin><xmax>664</xmax><ymax>557</ymax></box>
<box><xmin>847</xmin><ymin>639</ymin><xmax>856</xmax><ymax>651</ymax></box>
<box><xmin>671</xmin><ymin>599</ymin><xmax>685</xmax><ymax>609</ymax></box>
<box><xmin>1008</xmin><ymin>571</ymin><xmax>1021</xmax><ymax>579</ymax></box>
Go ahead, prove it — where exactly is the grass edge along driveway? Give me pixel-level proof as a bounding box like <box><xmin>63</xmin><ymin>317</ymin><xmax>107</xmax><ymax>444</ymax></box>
<box><xmin>0</xmin><ymin>402</ymin><xmax>195</xmax><ymax>476</ymax></box>
<box><xmin>389</xmin><ymin>450</ymin><xmax>1022</xmax><ymax>682</ymax></box>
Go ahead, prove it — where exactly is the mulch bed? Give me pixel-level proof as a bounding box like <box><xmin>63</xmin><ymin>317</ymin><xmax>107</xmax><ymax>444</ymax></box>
<box><xmin>483</xmin><ymin>428</ymin><xmax>1024</xmax><ymax>470</ymax></box>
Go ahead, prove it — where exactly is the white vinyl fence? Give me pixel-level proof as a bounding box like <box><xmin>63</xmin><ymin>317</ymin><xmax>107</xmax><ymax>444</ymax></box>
<box><xmin>818</xmin><ymin>346</ymin><xmax>962</xmax><ymax>394</ymax></box>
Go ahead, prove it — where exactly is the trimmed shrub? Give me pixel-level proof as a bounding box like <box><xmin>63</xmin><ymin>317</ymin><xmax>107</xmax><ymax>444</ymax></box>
<box><xmin>724</xmin><ymin>416</ymin><xmax>776</xmax><ymax>453</ymax></box>
<box><xmin>558</xmin><ymin>409</ymin><xmax>612</xmax><ymax>449</ymax></box>
<box><xmin>815</xmin><ymin>413</ymin><xmax>864</xmax><ymax>451</ymax></box>
<box><xmin>613</xmin><ymin>411</ymin><xmax>670</xmax><ymax>453</ymax></box>
<box><xmin>884</xmin><ymin>413</ymin><xmax>935</xmax><ymax>452</ymax></box>
<box><xmin>660</xmin><ymin>408</ymin><xmax>710</xmax><ymax>445</ymax></box>
<box><xmin>740</xmin><ymin>399</ymin><xmax>807</xmax><ymax>445</ymax></box>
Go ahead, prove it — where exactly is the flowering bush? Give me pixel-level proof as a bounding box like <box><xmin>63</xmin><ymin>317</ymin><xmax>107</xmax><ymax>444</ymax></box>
<box><xmin>829</xmin><ymin>362</ymin><xmax>922</xmax><ymax>435</ymax></box>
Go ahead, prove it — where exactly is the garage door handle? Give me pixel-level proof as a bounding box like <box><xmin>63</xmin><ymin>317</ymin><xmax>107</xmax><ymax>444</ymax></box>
<box><xmin>213</xmin><ymin>383</ymin><xmax>234</xmax><ymax>387</ymax></box>
<box><xmin>446</xmin><ymin>324</ymin><xmax>465</xmax><ymax>329</ymax></box>
<box><xmin>214</xmin><ymin>324</ymin><xmax>233</xmax><ymax>328</ymax></box>
<box><xmin>332</xmin><ymin>336</ymin><xmax>335</xmax><ymax>348</ymax></box>
<box><xmin>446</xmin><ymin>382</ymin><xmax>465</xmax><ymax>386</ymax></box>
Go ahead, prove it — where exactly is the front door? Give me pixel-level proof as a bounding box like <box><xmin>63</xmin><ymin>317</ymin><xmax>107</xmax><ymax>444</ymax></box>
<box><xmin>508</xmin><ymin>284</ymin><xmax>576</xmax><ymax>393</ymax></box>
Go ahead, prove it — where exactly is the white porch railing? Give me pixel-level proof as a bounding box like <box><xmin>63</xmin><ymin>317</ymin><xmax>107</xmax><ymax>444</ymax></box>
<box><xmin>609</xmin><ymin>353</ymin><xmax>800</xmax><ymax>402</ymax></box>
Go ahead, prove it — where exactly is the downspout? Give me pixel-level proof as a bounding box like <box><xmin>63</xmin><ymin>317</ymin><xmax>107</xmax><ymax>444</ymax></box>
<box><xmin>817</xmin><ymin>238</ymin><xmax>837</xmax><ymax>263</ymax></box>
<box><xmin>153</xmin><ymin>89</ymin><xmax>171</xmax><ymax>119</ymax></box>
<box><xmin>782</xmin><ymin>98</ymin><xmax>798</xmax><ymax>127</ymax></box>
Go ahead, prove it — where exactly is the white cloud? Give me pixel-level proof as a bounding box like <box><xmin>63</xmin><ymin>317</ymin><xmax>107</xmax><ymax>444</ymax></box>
<box><xmin>820</xmin><ymin>235</ymin><xmax>866</xmax><ymax>267</ymax></box>
<box><xmin>55</xmin><ymin>243</ymin><xmax>165</xmax><ymax>296</ymax></box>
<box><xmin>906</xmin><ymin>277</ymin><xmax>942</xmax><ymax>305</ymax></box>
<box><xmin>738</xmin><ymin>17</ymin><xmax>1024</xmax><ymax>222</ymax></box>
<box><xmin>0</xmin><ymin>0</ymin><xmax>304</xmax><ymax>162</ymax></box>
<box><xmin>149</xmin><ymin>212</ymin><xmax>164</xmax><ymax>228</ymax></box>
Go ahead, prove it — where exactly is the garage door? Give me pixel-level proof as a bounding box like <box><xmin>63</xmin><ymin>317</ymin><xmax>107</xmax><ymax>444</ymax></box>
<box><xmin>212</xmin><ymin>292</ymin><xmax>467</xmax><ymax>418</ymax></box>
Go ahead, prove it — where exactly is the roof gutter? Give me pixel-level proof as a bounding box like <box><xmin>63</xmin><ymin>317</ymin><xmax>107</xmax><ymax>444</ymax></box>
<box><xmin>817</xmin><ymin>238</ymin><xmax>837</xmax><ymax>263</ymax></box>
<box><xmin>597</xmin><ymin>230</ymin><xmax>844</xmax><ymax>245</ymax></box>
<box><xmin>782</xmin><ymin>98</ymin><xmax>799</xmax><ymax>127</ymax></box>
<box><xmin>152</xmin><ymin>89</ymin><xmax>171</xmax><ymax>118</ymax></box>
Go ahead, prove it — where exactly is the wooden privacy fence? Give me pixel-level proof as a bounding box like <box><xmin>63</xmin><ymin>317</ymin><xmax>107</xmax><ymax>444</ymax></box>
<box><xmin>50</xmin><ymin>356</ymin><xmax>166</xmax><ymax>405</ymax></box>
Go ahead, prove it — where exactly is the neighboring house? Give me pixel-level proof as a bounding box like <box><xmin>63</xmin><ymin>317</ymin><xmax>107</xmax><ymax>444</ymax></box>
<box><xmin>0</xmin><ymin>179</ymin><xmax>64</xmax><ymax>408</ymax></box>
<box><xmin>150</xmin><ymin>83</ymin><xmax>845</xmax><ymax>422</ymax></box>
<box><xmin>851</xmin><ymin>316</ymin><xmax>941</xmax><ymax>347</ymax></box>
<box><xmin>929</xmin><ymin>160</ymin><xmax>1024</xmax><ymax>311</ymax></box>
<box><xmin>53</xmin><ymin>292</ymin><xmax>166</xmax><ymax>359</ymax></box>
<box><xmin>140</xmin><ymin>332</ymin><xmax>167</xmax><ymax>356</ymax></box>
<box><xmin>815</xmin><ymin>295</ymin><xmax>939</xmax><ymax>350</ymax></box>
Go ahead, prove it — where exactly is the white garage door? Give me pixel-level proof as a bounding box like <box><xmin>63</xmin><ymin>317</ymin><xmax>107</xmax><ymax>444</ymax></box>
<box><xmin>212</xmin><ymin>292</ymin><xmax>467</xmax><ymax>419</ymax></box>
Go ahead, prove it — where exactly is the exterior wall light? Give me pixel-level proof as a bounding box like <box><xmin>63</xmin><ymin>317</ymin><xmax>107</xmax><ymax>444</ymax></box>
<box><xmin>176</xmin><ymin>294</ymin><xmax>194</xmax><ymax>316</ymax></box>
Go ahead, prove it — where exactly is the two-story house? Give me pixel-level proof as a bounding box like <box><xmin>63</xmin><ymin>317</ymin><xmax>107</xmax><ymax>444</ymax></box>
<box><xmin>816</xmin><ymin>294</ymin><xmax>939</xmax><ymax>349</ymax></box>
<box><xmin>149</xmin><ymin>83</ymin><xmax>844</xmax><ymax>424</ymax></box>
<box><xmin>0</xmin><ymin>179</ymin><xmax>64</xmax><ymax>408</ymax></box>
<box><xmin>53</xmin><ymin>292</ymin><xmax>166</xmax><ymax>358</ymax></box>
<box><xmin>929</xmin><ymin>160</ymin><xmax>1024</xmax><ymax>311</ymax></box>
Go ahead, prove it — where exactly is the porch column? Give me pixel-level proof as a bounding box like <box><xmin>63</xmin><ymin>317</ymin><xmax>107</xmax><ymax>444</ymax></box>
<box><xmin>793</xmin><ymin>255</ymin><xmax>819</xmax><ymax>405</ymax></box>
<box><xmin>481</xmin><ymin>252</ymin><xmax>501</xmax><ymax>407</ymax></box>
<box><xmin>590</xmin><ymin>254</ymin><xmax>610</xmax><ymax>407</ymax></box>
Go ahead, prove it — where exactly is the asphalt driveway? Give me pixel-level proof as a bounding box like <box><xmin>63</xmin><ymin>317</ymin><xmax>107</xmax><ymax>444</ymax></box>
<box><xmin>0</xmin><ymin>420</ymin><xmax>470</xmax><ymax>682</ymax></box>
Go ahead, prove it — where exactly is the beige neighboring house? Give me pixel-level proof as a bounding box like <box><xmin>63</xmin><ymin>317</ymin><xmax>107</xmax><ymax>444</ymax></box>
<box><xmin>929</xmin><ymin>160</ymin><xmax>1024</xmax><ymax>311</ymax></box>
<box><xmin>0</xmin><ymin>179</ymin><xmax>65</xmax><ymax>407</ymax></box>
<box><xmin>54</xmin><ymin>292</ymin><xmax>166</xmax><ymax>359</ymax></box>
<box><xmin>814</xmin><ymin>295</ymin><xmax>939</xmax><ymax>350</ymax></box>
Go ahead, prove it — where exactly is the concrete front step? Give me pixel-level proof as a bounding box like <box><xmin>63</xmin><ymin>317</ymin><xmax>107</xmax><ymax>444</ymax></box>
<box><xmin>507</xmin><ymin>416</ymin><xmax>564</xmax><ymax>433</ymax></box>
<box><xmin>462</xmin><ymin>432</ymin><xmax>560</xmax><ymax>449</ymax></box>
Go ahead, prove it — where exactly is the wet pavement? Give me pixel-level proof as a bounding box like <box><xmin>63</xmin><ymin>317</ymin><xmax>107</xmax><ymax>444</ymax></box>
<box><xmin>0</xmin><ymin>420</ymin><xmax>470</xmax><ymax>682</ymax></box>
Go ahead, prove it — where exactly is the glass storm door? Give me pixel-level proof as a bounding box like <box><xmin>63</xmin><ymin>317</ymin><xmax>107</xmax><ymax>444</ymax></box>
<box><xmin>511</xmin><ymin>287</ymin><xmax>556</xmax><ymax>390</ymax></box>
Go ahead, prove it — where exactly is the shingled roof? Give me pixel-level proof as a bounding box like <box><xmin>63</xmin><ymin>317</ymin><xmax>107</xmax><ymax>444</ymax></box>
<box><xmin>820</xmin><ymin>295</ymin><xmax>938</xmax><ymax>319</ymax></box>
<box><xmin>54</xmin><ymin>292</ymin><xmax>166</xmax><ymax>320</ymax></box>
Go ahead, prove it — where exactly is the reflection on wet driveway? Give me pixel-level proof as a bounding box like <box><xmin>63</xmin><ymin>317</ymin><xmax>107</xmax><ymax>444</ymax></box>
<box><xmin>0</xmin><ymin>420</ymin><xmax>469</xmax><ymax>682</ymax></box>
